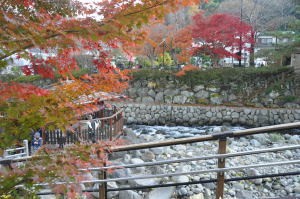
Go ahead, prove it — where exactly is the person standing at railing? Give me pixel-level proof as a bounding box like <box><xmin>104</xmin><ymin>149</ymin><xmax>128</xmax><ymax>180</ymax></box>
<box><xmin>87</xmin><ymin>115</ymin><xmax>99</xmax><ymax>143</ymax></box>
<box><xmin>32</xmin><ymin>131</ymin><xmax>43</xmax><ymax>152</ymax></box>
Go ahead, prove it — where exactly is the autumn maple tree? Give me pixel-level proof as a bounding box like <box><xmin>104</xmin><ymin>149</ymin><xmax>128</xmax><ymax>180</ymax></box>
<box><xmin>0</xmin><ymin>0</ymin><xmax>203</xmax><ymax>197</ymax></box>
<box><xmin>132</xmin><ymin>6</ymin><xmax>197</xmax><ymax>67</ymax></box>
<box><xmin>191</xmin><ymin>12</ymin><xmax>254</xmax><ymax>66</ymax></box>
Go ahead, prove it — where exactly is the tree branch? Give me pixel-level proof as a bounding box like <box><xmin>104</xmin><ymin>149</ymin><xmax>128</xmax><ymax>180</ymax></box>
<box><xmin>0</xmin><ymin>30</ymin><xmax>80</xmax><ymax>60</ymax></box>
<box><xmin>0</xmin><ymin>0</ymin><xmax>174</xmax><ymax>61</ymax></box>
<box><xmin>123</xmin><ymin>0</ymin><xmax>170</xmax><ymax>17</ymax></box>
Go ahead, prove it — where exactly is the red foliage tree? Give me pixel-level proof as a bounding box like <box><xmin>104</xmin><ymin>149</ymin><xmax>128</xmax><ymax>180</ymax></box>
<box><xmin>0</xmin><ymin>0</ymin><xmax>205</xmax><ymax>197</ymax></box>
<box><xmin>191</xmin><ymin>12</ymin><xmax>254</xmax><ymax>66</ymax></box>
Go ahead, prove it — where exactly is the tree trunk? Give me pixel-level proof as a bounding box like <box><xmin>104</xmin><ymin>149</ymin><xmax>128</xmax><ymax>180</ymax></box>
<box><xmin>249</xmin><ymin>31</ymin><xmax>255</xmax><ymax>66</ymax></box>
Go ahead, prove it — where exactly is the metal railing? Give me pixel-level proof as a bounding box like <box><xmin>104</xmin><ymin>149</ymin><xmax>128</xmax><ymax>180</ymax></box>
<box><xmin>0</xmin><ymin>112</ymin><xmax>6</xmax><ymax>119</ymax></box>
<box><xmin>42</xmin><ymin>108</ymin><xmax>124</xmax><ymax>147</ymax></box>
<box><xmin>1</xmin><ymin>122</ymin><xmax>299</xmax><ymax>198</ymax></box>
<box><xmin>2</xmin><ymin>140</ymin><xmax>29</xmax><ymax>160</ymax></box>
<box><xmin>81</xmin><ymin>122</ymin><xmax>300</xmax><ymax>199</ymax></box>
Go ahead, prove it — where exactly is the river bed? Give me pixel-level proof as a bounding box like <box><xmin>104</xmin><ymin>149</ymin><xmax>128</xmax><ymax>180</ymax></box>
<box><xmin>128</xmin><ymin>124</ymin><xmax>246</xmax><ymax>139</ymax></box>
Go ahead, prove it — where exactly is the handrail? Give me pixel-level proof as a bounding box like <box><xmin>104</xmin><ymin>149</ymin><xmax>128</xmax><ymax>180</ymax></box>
<box><xmin>79</xmin><ymin>108</ymin><xmax>123</xmax><ymax>122</ymax></box>
<box><xmin>112</xmin><ymin>121</ymin><xmax>300</xmax><ymax>152</ymax></box>
<box><xmin>34</xmin><ymin>159</ymin><xmax>300</xmax><ymax>186</ymax></box>
<box><xmin>43</xmin><ymin>108</ymin><xmax>124</xmax><ymax>146</ymax></box>
<box><xmin>82</xmin><ymin>160</ymin><xmax>300</xmax><ymax>184</ymax></box>
<box><xmin>2</xmin><ymin>121</ymin><xmax>299</xmax><ymax>199</ymax></box>
<box><xmin>2</xmin><ymin>140</ymin><xmax>29</xmax><ymax>160</ymax></box>
<box><xmin>79</xmin><ymin>145</ymin><xmax>300</xmax><ymax>171</ymax></box>
<box><xmin>36</xmin><ymin>171</ymin><xmax>300</xmax><ymax>195</ymax></box>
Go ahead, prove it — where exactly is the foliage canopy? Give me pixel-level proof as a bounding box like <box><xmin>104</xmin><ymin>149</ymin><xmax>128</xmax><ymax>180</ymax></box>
<box><xmin>0</xmin><ymin>0</ymin><xmax>202</xmax><ymax>197</ymax></box>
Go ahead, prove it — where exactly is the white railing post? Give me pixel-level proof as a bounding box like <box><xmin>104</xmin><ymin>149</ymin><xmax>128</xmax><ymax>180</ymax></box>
<box><xmin>23</xmin><ymin>140</ymin><xmax>29</xmax><ymax>157</ymax></box>
<box><xmin>3</xmin><ymin>150</ymin><xmax>7</xmax><ymax>158</ymax></box>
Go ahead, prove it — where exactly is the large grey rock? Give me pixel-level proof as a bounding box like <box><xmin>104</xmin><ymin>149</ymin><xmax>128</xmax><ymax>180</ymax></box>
<box><xmin>141</xmin><ymin>151</ymin><xmax>156</xmax><ymax>161</ymax></box>
<box><xmin>177</xmin><ymin>165</ymin><xmax>192</xmax><ymax>173</ymax></box>
<box><xmin>173</xmin><ymin>95</ymin><xmax>187</xmax><ymax>104</ymax></box>
<box><xmin>142</xmin><ymin>96</ymin><xmax>154</xmax><ymax>103</ymax></box>
<box><xmin>123</xmin><ymin>128</ymin><xmax>141</xmax><ymax>144</ymax></box>
<box><xmin>205</xmin><ymin>111</ymin><xmax>213</xmax><ymax>118</ymax></box>
<box><xmin>127</xmin><ymin>88</ymin><xmax>137</xmax><ymax>98</ymax></box>
<box><xmin>228</xmin><ymin>94</ymin><xmax>237</xmax><ymax>101</ymax></box>
<box><xmin>151</xmin><ymin>147</ymin><xmax>165</xmax><ymax>155</ymax></box>
<box><xmin>232</xmin><ymin>182</ymin><xmax>244</xmax><ymax>190</ymax></box>
<box><xmin>203</xmin><ymin>182</ymin><xmax>215</xmax><ymax>190</ymax></box>
<box><xmin>181</xmin><ymin>91</ymin><xmax>194</xmax><ymax>98</ymax></box>
<box><xmin>178</xmin><ymin>187</ymin><xmax>189</xmax><ymax>196</ymax></box>
<box><xmin>235</xmin><ymin>190</ymin><xmax>254</xmax><ymax>199</ymax></box>
<box><xmin>212</xmin><ymin>126</ymin><xmax>222</xmax><ymax>133</ymax></box>
<box><xmin>189</xmin><ymin>193</ymin><xmax>204</xmax><ymax>199</ymax></box>
<box><xmin>92</xmin><ymin>182</ymin><xmax>119</xmax><ymax>199</ymax></box>
<box><xmin>130</xmin><ymin>158</ymin><xmax>145</xmax><ymax>173</ymax></box>
<box><xmin>269</xmin><ymin>91</ymin><xmax>280</xmax><ymax>99</ymax></box>
<box><xmin>210</xmin><ymin>95</ymin><xmax>223</xmax><ymax>105</ymax></box>
<box><xmin>284</xmin><ymin>150</ymin><xmax>293</xmax><ymax>158</ymax></box>
<box><xmin>172</xmin><ymin>175</ymin><xmax>189</xmax><ymax>183</ymax></box>
<box><xmin>231</xmin><ymin>112</ymin><xmax>239</xmax><ymax>119</ymax></box>
<box><xmin>245</xmin><ymin>168</ymin><xmax>262</xmax><ymax>185</ymax></box>
<box><xmin>165</xmin><ymin>95</ymin><xmax>173</xmax><ymax>103</ymax></box>
<box><xmin>252</xmin><ymin>134</ymin><xmax>270</xmax><ymax>145</ymax></box>
<box><xmin>164</xmin><ymin>89</ymin><xmax>179</xmax><ymax>96</ymax></box>
<box><xmin>111</xmin><ymin>165</ymin><xmax>132</xmax><ymax>179</ymax></box>
<box><xmin>294</xmin><ymin>184</ymin><xmax>300</xmax><ymax>193</ymax></box>
<box><xmin>195</xmin><ymin>90</ymin><xmax>209</xmax><ymax>99</ymax></box>
<box><xmin>172</xmin><ymin>145</ymin><xmax>186</xmax><ymax>151</ymax></box>
<box><xmin>119</xmin><ymin>190</ymin><xmax>142</xmax><ymax>199</ymax></box>
<box><xmin>130</xmin><ymin>178</ymin><xmax>158</xmax><ymax>186</ymax></box>
<box><xmin>139</xmin><ymin>88</ymin><xmax>149</xmax><ymax>97</ymax></box>
<box><xmin>193</xmin><ymin>85</ymin><xmax>205</xmax><ymax>92</ymax></box>
<box><xmin>155</xmin><ymin>92</ymin><xmax>164</xmax><ymax>102</ymax></box>
<box><xmin>204</xmin><ymin>189</ymin><xmax>211</xmax><ymax>198</ymax></box>
<box><xmin>250</xmin><ymin>139</ymin><xmax>261</xmax><ymax>147</ymax></box>
<box><xmin>207</xmin><ymin>86</ymin><xmax>220</xmax><ymax>92</ymax></box>
<box><xmin>146</xmin><ymin>187</ymin><xmax>175</xmax><ymax>199</ymax></box>
<box><xmin>123</xmin><ymin>154</ymin><xmax>131</xmax><ymax>163</ymax></box>
<box><xmin>148</xmin><ymin>89</ymin><xmax>156</xmax><ymax>98</ymax></box>
<box><xmin>289</xmin><ymin>135</ymin><xmax>300</xmax><ymax>144</ymax></box>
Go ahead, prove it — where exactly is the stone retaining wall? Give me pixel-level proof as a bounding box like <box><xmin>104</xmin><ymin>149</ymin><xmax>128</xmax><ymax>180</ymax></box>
<box><xmin>114</xmin><ymin>102</ymin><xmax>300</xmax><ymax>127</ymax></box>
<box><xmin>125</xmin><ymin>71</ymin><xmax>299</xmax><ymax>108</ymax></box>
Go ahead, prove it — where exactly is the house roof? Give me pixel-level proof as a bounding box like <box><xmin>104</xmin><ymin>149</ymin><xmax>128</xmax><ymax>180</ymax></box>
<box><xmin>75</xmin><ymin>91</ymin><xmax>126</xmax><ymax>105</ymax></box>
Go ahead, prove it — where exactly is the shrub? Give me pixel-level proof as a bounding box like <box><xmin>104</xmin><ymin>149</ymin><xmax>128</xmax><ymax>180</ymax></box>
<box><xmin>130</xmin><ymin>69</ymin><xmax>173</xmax><ymax>80</ymax></box>
<box><xmin>197</xmin><ymin>98</ymin><xmax>209</xmax><ymax>105</ymax></box>
<box><xmin>14</xmin><ymin>75</ymin><xmax>42</xmax><ymax>83</ymax></box>
<box><xmin>72</xmin><ymin>68</ymin><xmax>90</xmax><ymax>78</ymax></box>
<box><xmin>130</xmin><ymin>66</ymin><xmax>293</xmax><ymax>87</ymax></box>
<box><xmin>279</xmin><ymin>95</ymin><xmax>298</xmax><ymax>103</ymax></box>
<box><xmin>157</xmin><ymin>52</ymin><xmax>174</xmax><ymax>67</ymax></box>
<box><xmin>175</xmin><ymin>65</ymin><xmax>200</xmax><ymax>77</ymax></box>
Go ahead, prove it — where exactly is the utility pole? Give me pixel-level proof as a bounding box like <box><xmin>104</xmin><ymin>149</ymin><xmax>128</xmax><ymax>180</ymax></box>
<box><xmin>238</xmin><ymin>0</ymin><xmax>243</xmax><ymax>67</ymax></box>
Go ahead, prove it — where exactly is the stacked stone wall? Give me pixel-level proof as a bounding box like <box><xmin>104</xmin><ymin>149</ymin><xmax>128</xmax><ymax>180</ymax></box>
<box><xmin>125</xmin><ymin>71</ymin><xmax>299</xmax><ymax>108</ymax></box>
<box><xmin>114</xmin><ymin>102</ymin><xmax>300</xmax><ymax>127</ymax></box>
